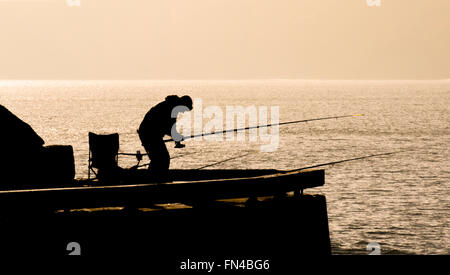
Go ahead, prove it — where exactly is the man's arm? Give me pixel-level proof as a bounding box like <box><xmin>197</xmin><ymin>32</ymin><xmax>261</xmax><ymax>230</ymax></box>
<box><xmin>169</xmin><ymin>119</ymin><xmax>186</xmax><ymax>148</ymax></box>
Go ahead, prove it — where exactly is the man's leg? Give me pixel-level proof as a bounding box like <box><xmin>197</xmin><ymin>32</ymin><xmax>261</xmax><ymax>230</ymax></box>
<box><xmin>141</xmin><ymin>136</ymin><xmax>170</xmax><ymax>180</ymax></box>
<box><xmin>150</xmin><ymin>138</ymin><xmax>170</xmax><ymax>178</ymax></box>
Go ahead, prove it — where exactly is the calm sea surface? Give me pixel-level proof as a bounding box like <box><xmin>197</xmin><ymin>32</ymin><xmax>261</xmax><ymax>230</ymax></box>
<box><xmin>0</xmin><ymin>80</ymin><xmax>449</xmax><ymax>255</ymax></box>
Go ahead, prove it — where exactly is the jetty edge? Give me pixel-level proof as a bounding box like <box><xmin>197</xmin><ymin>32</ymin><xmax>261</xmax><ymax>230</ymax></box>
<box><xmin>0</xmin><ymin>168</ymin><xmax>332</xmax><ymax>258</ymax></box>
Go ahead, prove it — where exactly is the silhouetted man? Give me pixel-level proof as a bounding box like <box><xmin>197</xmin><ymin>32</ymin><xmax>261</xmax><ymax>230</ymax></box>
<box><xmin>138</xmin><ymin>95</ymin><xmax>193</xmax><ymax>180</ymax></box>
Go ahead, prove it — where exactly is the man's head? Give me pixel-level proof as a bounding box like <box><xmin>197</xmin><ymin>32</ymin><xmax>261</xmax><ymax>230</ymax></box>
<box><xmin>180</xmin><ymin>95</ymin><xmax>193</xmax><ymax>111</ymax></box>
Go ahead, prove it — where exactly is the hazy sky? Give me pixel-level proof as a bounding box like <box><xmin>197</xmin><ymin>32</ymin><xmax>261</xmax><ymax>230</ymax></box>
<box><xmin>0</xmin><ymin>0</ymin><xmax>449</xmax><ymax>79</ymax></box>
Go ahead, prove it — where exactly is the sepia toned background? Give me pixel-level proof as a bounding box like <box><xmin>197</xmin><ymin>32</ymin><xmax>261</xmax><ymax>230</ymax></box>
<box><xmin>0</xmin><ymin>0</ymin><xmax>449</xmax><ymax>80</ymax></box>
<box><xmin>0</xmin><ymin>0</ymin><xmax>448</xmax><ymax>255</ymax></box>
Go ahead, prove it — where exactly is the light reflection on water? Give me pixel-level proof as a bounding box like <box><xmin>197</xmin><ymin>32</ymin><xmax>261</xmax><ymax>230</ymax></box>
<box><xmin>0</xmin><ymin>80</ymin><xmax>449</xmax><ymax>255</ymax></box>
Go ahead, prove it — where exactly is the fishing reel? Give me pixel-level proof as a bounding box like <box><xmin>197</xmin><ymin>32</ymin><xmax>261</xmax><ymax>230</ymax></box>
<box><xmin>174</xmin><ymin>141</ymin><xmax>185</xmax><ymax>148</ymax></box>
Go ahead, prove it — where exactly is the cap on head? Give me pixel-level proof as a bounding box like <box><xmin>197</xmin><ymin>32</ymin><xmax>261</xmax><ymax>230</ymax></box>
<box><xmin>180</xmin><ymin>95</ymin><xmax>193</xmax><ymax>110</ymax></box>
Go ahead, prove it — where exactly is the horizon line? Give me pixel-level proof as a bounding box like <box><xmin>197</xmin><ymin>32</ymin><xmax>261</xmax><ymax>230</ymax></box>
<box><xmin>0</xmin><ymin>78</ymin><xmax>449</xmax><ymax>82</ymax></box>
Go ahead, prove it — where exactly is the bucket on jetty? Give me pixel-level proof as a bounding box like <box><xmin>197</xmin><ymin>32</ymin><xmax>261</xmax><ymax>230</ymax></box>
<box><xmin>38</xmin><ymin>145</ymin><xmax>75</xmax><ymax>185</ymax></box>
<box><xmin>0</xmin><ymin>145</ymin><xmax>75</xmax><ymax>189</ymax></box>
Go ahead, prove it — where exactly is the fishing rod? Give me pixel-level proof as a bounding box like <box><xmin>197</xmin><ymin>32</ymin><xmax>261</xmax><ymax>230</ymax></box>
<box><xmin>194</xmin><ymin>149</ymin><xmax>404</xmax><ymax>172</ymax></box>
<box><xmin>128</xmin><ymin>151</ymin><xmax>199</xmax><ymax>169</ymax></box>
<box><xmin>164</xmin><ymin>114</ymin><xmax>364</xmax><ymax>143</ymax></box>
<box><xmin>196</xmin><ymin>152</ymin><xmax>252</xmax><ymax>170</ymax></box>
<box><xmin>119</xmin><ymin>152</ymin><xmax>147</xmax><ymax>156</ymax></box>
<box><xmin>287</xmin><ymin>150</ymin><xmax>410</xmax><ymax>172</ymax></box>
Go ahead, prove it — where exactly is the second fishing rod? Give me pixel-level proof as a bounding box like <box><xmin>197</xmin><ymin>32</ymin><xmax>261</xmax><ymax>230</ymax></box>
<box><xmin>164</xmin><ymin>113</ymin><xmax>364</xmax><ymax>143</ymax></box>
